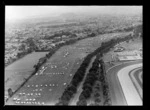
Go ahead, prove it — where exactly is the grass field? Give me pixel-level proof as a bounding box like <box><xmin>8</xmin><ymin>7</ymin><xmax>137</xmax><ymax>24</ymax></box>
<box><xmin>103</xmin><ymin>37</ymin><xmax>142</xmax><ymax>71</ymax></box>
<box><xmin>118</xmin><ymin>37</ymin><xmax>142</xmax><ymax>51</ymax></box>
<box><xmin>5</xmin><ymin>32</ymin><xmax>132</xmax><ymax>105</ymax></box>
<box><xmin>5</xmin><ymin>52</ymin><xmax>49</xmax><ymax>98</ymax></box>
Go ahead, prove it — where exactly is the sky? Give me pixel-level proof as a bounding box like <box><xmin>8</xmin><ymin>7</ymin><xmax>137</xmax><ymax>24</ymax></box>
<box><xmin>6</xmin><ymin>6</ymin><xmax>142</xmax><ymax>21</ymax></box>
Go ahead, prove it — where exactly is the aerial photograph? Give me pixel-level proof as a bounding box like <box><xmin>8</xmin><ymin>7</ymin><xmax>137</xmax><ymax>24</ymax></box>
<box><xmin>5</xmin><ymin>6</ymin><xmax>142</xmax><ymax>106</ymax></box>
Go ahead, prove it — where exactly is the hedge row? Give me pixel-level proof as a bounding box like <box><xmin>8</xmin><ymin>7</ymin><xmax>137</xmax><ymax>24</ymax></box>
<box><xmin>76</xmin><ymin>33</ymin><xmax>136</xmax><ymax>106</ymax></box>
<box><xmin>6</xmin><ymin>31</ymin><xmax>102</xmax><ymax>101</ymax></box>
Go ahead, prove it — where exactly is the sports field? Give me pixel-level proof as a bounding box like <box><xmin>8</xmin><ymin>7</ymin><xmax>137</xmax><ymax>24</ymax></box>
<box><xmin>5</xmin><ymin>32</ymin><xmax>131</xmax><ymax>105</ymax></box>
<box><xmin>5</xmin><ymin>52</ymin><xmax>49</xmax><ymax>98</ymax></box>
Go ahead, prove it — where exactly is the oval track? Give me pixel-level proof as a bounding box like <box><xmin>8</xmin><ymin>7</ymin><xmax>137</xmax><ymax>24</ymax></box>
<box><xmin>117</xmin><ymin>63</ymin><xmax>142</xmax><ymax>105</ymax></box>
<box><xmin>106</xmin><ymin>60</ymin><xmax>142</xmax><ymax>105</ymax></box>
<box><xmin>129</xmin><ymin>67</ymin><xmax>142</xmax><ymax>99</ymax></box>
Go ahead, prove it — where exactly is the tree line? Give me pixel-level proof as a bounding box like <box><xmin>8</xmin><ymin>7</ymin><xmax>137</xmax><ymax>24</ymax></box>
<box><xmin>56</xmin><ymin>31</ymin><xmax>137</xmax><ymax>106</ymax></box>
<box><xmin>6</xmin><ymin>30</ymin><xmax>99</xmax><ymax>101</ymax></box>
<box><xmin>76</xmin><ymin>33</ymin><xmax>137</xmax><ymax>106</ymax></box>
<box><xmin>6</xmin><ymin>25</ymin><xmax>138</xmax><ymax>101</ymax></box>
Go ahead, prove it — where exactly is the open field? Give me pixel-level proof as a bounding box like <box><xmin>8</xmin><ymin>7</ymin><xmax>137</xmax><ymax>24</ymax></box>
<box><xmin>118</xmin><ymin>38</ymin><xmax>142</xmax><ymax>51</ymax></box>
<box><xmin>103</xmin><ymin>37</ymin><xmax>142</xmax><ymax>74</ymax></box>
<box><xmin>5</xmin><ymin>52</ymin><xmax>49</xmax><ymax>98</ymax></box>
<box><xmin>103</xmin><ymin>37</ymin><xmax>142</xmax><ymax>62</ymax></box>
<box><xmin>5</xmin><ymin>31</ymin><xmax>132</xmax><ymax>105</ymax></box>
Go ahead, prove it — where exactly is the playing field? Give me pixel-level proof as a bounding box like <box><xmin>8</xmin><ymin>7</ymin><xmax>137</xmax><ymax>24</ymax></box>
<box><xmin>5</xmin><ymin>32</ymin><xmax>131</xmax><ymax>105</ymax></box>
<box><xmin>5</xmin><ymin>52</ymin><xmax>49</xmax><ymax>98</ymax></box>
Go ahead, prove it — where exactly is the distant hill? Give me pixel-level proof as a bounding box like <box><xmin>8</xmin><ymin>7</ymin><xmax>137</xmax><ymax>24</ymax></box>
<box><xmin>5</xmin><ymin>12</ymin><xmax>142</xmax><ymax>29</ymax></box>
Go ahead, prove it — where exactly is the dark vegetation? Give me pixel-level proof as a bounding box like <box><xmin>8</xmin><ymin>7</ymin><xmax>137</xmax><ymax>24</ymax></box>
<box><xmin>76</xmin><ymin>53</ymin><xmax>102</xmax><ymax>106</ymax></box>
<box><xmin>6</xmin><ymin>31</ymin><xmax>99</xmax><ymax>101</ymax></box>
<box><xmin>6</xmin><ymin>24</ymin><xmax>141</xmax><ymax>102</ymax></box>
<box><xmin>8</xmin><ymin>88</ymin><xmax>13</xmax><ymax>97</ymax></box>
<box><xmin>57</xmin><ymin>30</ymin><xmax>138</xmax><ymax>105</ymax></box>
<box><xmin>5</xmin><ymin>23</ymin><xmax>137</xmax><ymax>67</ymax></box>
<box><xmin>133</xmin><ymin>24</ymin><xmax>142</xmax><ymax>38</ymax></box>
<box><xmin>77</xmin><ymin>32</ymin><xmax>140</xmax><ymax>106</ymax></box>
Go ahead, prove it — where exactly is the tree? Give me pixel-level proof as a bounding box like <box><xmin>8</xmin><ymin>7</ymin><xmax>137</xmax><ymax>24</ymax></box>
<box><xmin>82</xmin><ymin>89</ymin><xmax>92</xmax><ymax>99</ymax></box>
<box><xmin>45</xmin><ymin>54</ymin><xmax>49</xmax><ymax>58</ymax></box>
<box><xmin>94</xmin><ymin>98</ymin><xmax>101</xmax><ymax>105</ymax></box>
<box><xmin>76</xmin><ymin>99</ymin><xmax>87</xmax><ymax>106</ymax></box>
<box><xmin>89</xmin><ymin>103</ymin><xmax>95</xmax><ymax>106</ymax></box>
<box><xmin>94</xmin><ymin>92</ymin><xmax>101</xmax><ymax>98</ymax></box>
<box><xmin>18</xmin><ymin>44</ymin><xmax>26</xmax><ymax>51</ymax></box>
<box><xmin>103</xmin><ymin>99</ymin><xmax>111</xmax><ymax>106</ymax></box>
<box><xmin>8</xmin><ymin>88</ymin><xmax>13</xmax><ymax>97</ymax></box>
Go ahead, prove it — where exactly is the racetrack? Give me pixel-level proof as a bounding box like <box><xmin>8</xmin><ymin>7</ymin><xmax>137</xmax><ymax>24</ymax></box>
<box><xmin>129</xmin><ymin>67</ymin><xmax>142</xmax><ymax>99</ymax></box>
<box><xmin>117</xmin><ymin>63</ymin><xmax>142</xmax><ymax>105</ymax></box>
<box><xmin>139</xmin><ymin>72</ymin><xmax>142</xmax><ymax>84</ymax></box>
<box><xmin>106</xmin><ymin>60</ymin><xmax>142</xmax><ymax>105</ymax></box>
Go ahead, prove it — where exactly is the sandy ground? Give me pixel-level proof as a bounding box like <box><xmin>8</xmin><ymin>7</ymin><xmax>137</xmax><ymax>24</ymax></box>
<box><xmin>117</xmin><ymin>63</ymin><xmax>142</xmax><ymax>105</ymax></box>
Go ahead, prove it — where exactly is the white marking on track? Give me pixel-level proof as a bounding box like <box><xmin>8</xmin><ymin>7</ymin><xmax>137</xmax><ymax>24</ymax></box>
<box><xmin>139</xmin><ymin>72</ymin><xmax>142</xmax><ymax>84</ymax></box>
<box><xmin>130</xmin><ymin>68</ymin><xmax>142</xmax><ymax>99</ymax></box>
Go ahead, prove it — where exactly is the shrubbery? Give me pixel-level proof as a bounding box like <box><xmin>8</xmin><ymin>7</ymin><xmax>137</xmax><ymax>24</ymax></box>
<box><xmin>76</xmin><ymin>33</ymin><xmax>136</xmax><ymax>106</ymax></box>
<box><xmin>57</xmin><ymin>53</ymin><xmax>93</xmax><ymax>105</ymax></box>
<box><xmin>59</xmin><ymin>35</ymin><xmax>132</xmax><ymax>105</ymax></box>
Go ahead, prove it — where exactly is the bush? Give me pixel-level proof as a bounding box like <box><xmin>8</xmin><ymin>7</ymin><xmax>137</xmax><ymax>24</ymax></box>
<box><xmin>82</xmin><ymin>83</ymin><xmax>93</xmax><ymax>91</ymax></box>
<box><xmin>103</xmin><ymin>98</ymin><xmax>111</xmax><ymax>106</ymax></box>
<box><xmin>58</xmin><ymin>32</ymin><xmax>134</xmax><ymax>105</ymax></box>
<box><xmin>76</xmin><ymin>99</ymin><xmax>87</xmax><ymax>106</ymax></box>
<box><xmin>94</xmin><ymin>92</ymin><xmax>101</xmax><ymax>98</ymax></box>
<box><xmin>94</xmin><ymin>98</ymin><xmax>101</xmax><ymax>104</ymax></box>
<box><xmin>8</xmin><ymin>88</ymin><xmax>13</xmax><ymax>97</ymax></box>
<box><xmin>82</xmin><ymin>89</ymin><xmax>91</xmax><ymax>99</ymax></box>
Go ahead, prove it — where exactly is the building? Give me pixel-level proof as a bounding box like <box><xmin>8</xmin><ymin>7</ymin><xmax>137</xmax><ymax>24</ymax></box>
<box><xmin>118</xmin><ymin>55</ymin><xmax>142</xmax><ymax>61</ymax></box>
<box><xmin>116</xmin><ymin>50</ymin><xmax>142</xmax><ymax>61</ymax></box>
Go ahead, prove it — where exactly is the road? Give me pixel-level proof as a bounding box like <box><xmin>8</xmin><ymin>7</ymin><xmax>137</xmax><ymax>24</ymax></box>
<box><xmin>106</xmin><ymin>60</ymin><xmax>142</xmax><ymax>105</ymax></box>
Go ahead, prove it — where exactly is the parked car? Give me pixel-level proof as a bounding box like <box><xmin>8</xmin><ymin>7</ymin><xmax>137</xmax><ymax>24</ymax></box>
<box><xmin>114</xmin><ymin>47</ymin><xmax>125</xmax><ymax>52</ymax></box>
